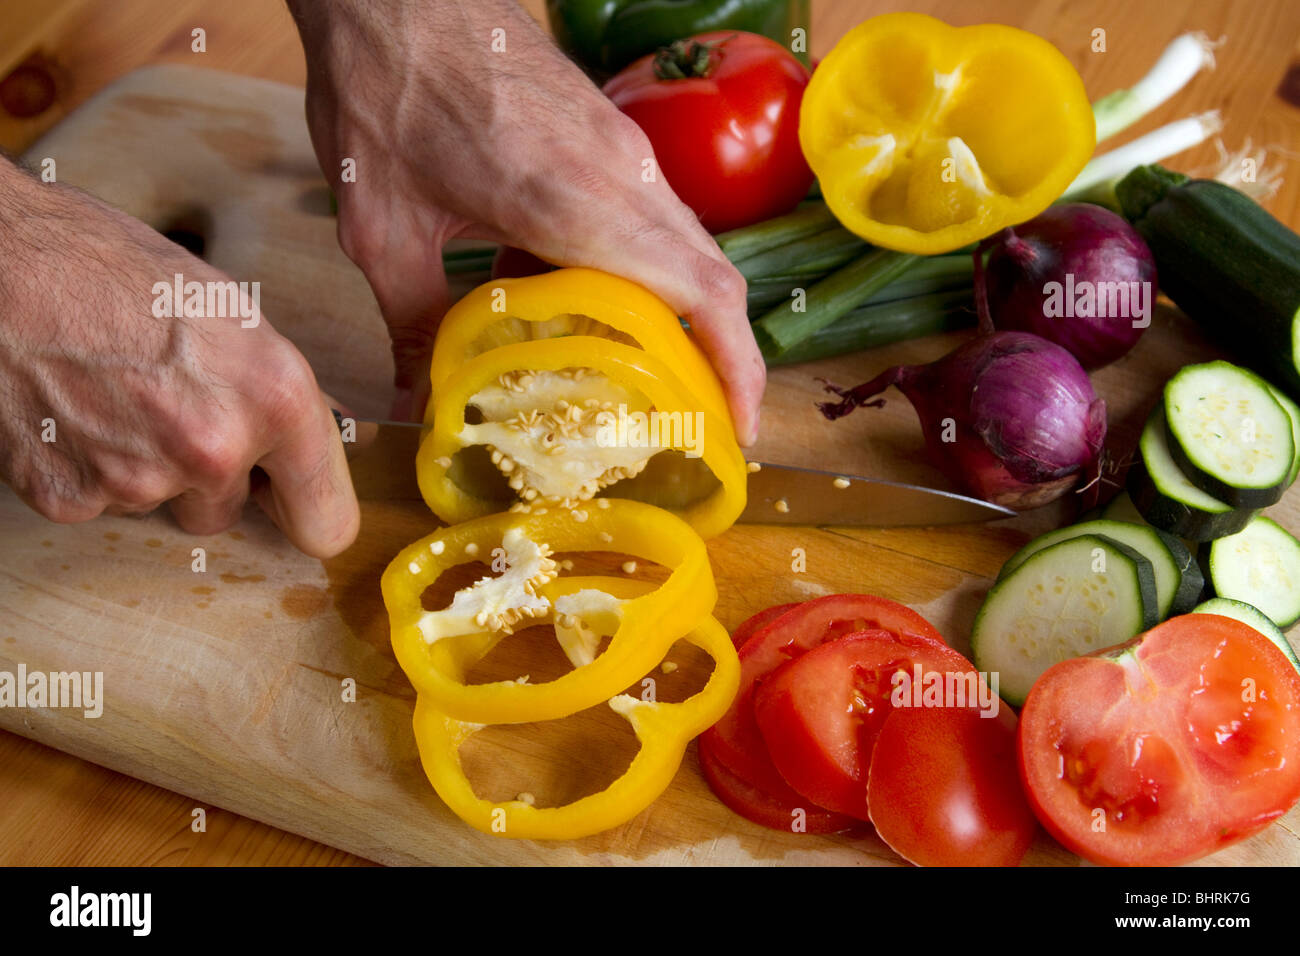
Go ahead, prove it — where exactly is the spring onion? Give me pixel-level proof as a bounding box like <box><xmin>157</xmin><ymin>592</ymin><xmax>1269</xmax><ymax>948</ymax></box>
<box><xmin>1091</xmin><ymin>33</ymin><xmax>1220</xmax><ymax>144</ymax></box>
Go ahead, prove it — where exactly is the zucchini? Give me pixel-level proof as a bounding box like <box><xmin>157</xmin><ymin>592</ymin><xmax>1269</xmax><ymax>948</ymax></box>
<box><xmin>1192</xmin><ymin>598</ymin><xmax>1300</xmax><ymax>674</ymax></box>
<box><xmin>1128</xmin><ymin>404</ymin><xmax>1256</xmax><ymax>541</ymax></box>
<box><xmin>1204</xmin><ymin>516</ymin><xmax>1300</xmax><ymax>628</ymax></box>
<box><xmin>998</xmin><ymin>519</ymin><xmax>1190</xmax><ymax>618</ymax></box>
<box><xmin>1163</xmin><ymin>361</ymin><xmax>1293</xmax><ymax>508</ymax></box>
<box><xmin>1116</xmin><ymin>166</ymin><xmax>1300</xmax><ymax>402</ymax></box>
<box><xmin>1100</xmin><ymin>490</ymin><xmax>1147</xmax><ymax>525</ymax></box>
<box><xmin>972</xmin><ymin>534</ymin><xmax>1159</xmax><ymax>705</ymax></box>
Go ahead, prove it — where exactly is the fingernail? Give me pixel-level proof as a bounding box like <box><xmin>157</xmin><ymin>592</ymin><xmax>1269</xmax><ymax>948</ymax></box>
<box><xmin>743</xmin><ymin>412</ymin><xmax>760</xmax><ymax>447</ymax></box>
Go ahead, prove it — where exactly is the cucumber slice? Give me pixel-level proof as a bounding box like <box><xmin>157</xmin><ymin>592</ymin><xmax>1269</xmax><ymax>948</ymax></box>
<box><xmin>1163</xmin><ymin>361</ymin><xmax>1293</xmax><ymax>508</ymax></box>
<box><xmin>998</xmin><ymin>519</ymin><xmax>1184</xmax><ymax>618</ymax></box>
<box><xmin>1129</xmin><ymin>404</ymin><xmax>1256</xmax><ymax>541</ymax></box>
<box><xmin>1192</xmin><ymin>597</ymin><xmax>1300</xmax><ymax>674</ymax></box>
<box><xmin>1206</xmin><ymin>516</ymin><xmax>1300</xmax><ymax>628</ymax></box>
<box><xmin>972</xmin><ymin>534</ymin><xmax>1159</xmax><ymax>705</ymax></box>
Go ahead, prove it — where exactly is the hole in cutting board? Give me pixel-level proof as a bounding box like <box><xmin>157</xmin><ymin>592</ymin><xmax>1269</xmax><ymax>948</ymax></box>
<box><xmin>157</xmin><ymin>205</ymin><xmax>213</xmax><ymax>260</ymax></box>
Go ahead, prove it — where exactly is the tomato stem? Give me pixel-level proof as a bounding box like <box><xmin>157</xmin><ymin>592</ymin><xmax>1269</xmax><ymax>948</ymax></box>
<box><xmin>651</xmin><ymin>35</ymin><xmax>734</xmax><ymax>81</ymax></box>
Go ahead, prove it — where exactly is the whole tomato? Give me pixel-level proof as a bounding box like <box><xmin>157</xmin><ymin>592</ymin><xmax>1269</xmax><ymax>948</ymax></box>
<box><xmin>603</xmin><ymin>31</ymin><xmax>814</xmax><ymax>233</ymax></box>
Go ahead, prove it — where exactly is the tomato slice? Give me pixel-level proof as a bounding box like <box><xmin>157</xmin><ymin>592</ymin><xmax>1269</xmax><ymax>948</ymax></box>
<box><xmin>867</xmin><ymin>703</ymin><xmax>1036</xmax><ymax>866</ymax></box>
<box><xmin>1019</xmin><ymin>613</ymin><xmax>1300</xmax><ymax>866</ymax></box>
<box><xmin>729</xmin><ymin>603</ymin><xmax>802</xmax><ymax>650</ymax></box>
<box><xmin>698</xmin><ymin>735</ymin><xmax>856</xmax><ymax>835</ymax></box>
<box><xmin>753</xmin><ymin>630</ymin><xmax>978</xmax><ymax>818</ymax></box>
<box><xmin>702</xmin><ymin>595</ymin><xmax>946</xmax><ymax>794</ymax></box>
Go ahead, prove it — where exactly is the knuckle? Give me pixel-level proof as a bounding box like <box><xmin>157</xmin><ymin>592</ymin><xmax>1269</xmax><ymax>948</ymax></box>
<box><xmin>98</xmin><ymin>467</ymin><xmax>172</xmax><ymax>509</ymax></box>
<box><xmin>27</xmin><ymin>473</ymin><xmax>103</xmax><ymax>524</ymax></box>
<box><xmin>174</xmin><ymin>421</ymin><xmax>246</xmax><ymax>479</ymax></box>
<box><xmin>259</xmin><ymin>349</ymin><xmax>320</xmax><ymax>430</ymax></box>
<box><xmin>694</xmin><ymin>258</ymin><xmax>747</xmax><ymax>310</ymax></box>
<box><xmin>608</xmin><ymin>113</ymin><xmax>653</xmax><ymax>157</ymax></box>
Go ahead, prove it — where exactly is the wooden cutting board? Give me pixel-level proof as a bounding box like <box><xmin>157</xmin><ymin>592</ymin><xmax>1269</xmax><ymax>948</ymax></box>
<box><xmin>3</xmin><ymin>63</ymin><xmax>1299</xmax><ymax>866</ymax></box>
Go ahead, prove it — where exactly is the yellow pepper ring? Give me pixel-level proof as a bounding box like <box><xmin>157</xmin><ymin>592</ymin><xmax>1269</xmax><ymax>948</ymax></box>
<box><xmin>799</xmin><ymin>12</ymin><xmax>1095</xmax><ymax>254</ymax></box>
<box><xmin>382</xmin><ymin>501</ymin><xmax>717</xmax><ymax>725</ymax></box>
<box><xmin>411</xmin><ymin>610</ymin><xmax>740</xmax><ymax>840</ymax></box>
<box><xmin>427</xmin><ymin>268</ymin><xmax>729</xmax><ymax>427</ymax></box>
<box><xmin>418</xmin><ymin>336</ymin><xmax>747</xmax><ymax>539</ymax></box>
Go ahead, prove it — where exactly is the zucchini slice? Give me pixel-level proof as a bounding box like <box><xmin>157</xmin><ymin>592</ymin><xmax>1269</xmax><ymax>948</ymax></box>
<box><xmin>1264</xmin><ymin>382</ymin><xmax>1300</xmax><ymax>487</ymax></box>
<box><xmin>1163</xmin><ymin>361</ymin><xmax>1293</xmax><ymax>508</ymax></box>
<box><xmin>972</xmin><ymin>534</ymin><xmax>1159</xmax><ymax>705</ymax></box>
<box><xmin>1100</xmin><ymin>490</ymin><xmax>1147</xmax><ymax>525</ymax></box>
<box><xmin>1192</xmin><ymin>598</ymin><xmax>1300</xmax><ymax>674</ymax></box>
<box><xmin>998</xmin><ymin>519</ymin><xmax>1188</xmax><ymax>618</ymax></box>
<box><xmin>1128</xmin><ymin>404</ymin><xmax>1256</xmax><ymax>542</ymax></box>
<box><xmin>1152</xmin><ymin>528</ymin><xmax>1205</xmax><ymax>615</ymax></box>
<box><xmin>1205</xmin><ymin>516</ymin><xmax>1300</xmax><ymax>628</ymax></box>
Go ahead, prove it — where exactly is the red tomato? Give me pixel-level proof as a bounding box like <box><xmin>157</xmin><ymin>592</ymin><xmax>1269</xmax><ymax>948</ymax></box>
<box><xmin>753</xmin><ymin>630</ymin><xmax>978</xmax><ymax>818</ymax></box>
<box><xmin>698</xmin><ymin>735</ymin><xmax>855</xmax><ymax>835</ymax></box>
<box><xmin>729</xmin><ymin>602</ymin><xmax>801</xmax><ymax>650</ymax></box>
<box><xmin>1019</xmin><ymin>613</ymin><xmax>1300</xmax><ymax>866</ymax></box>
<box><xmin>701</xmin><ymin>594</ymin><xmax>946</xmax><ymax>797</ymax></box>
<box><xmin>603</xmin><ymin>31</ymin><xmax>814</xmax><ymax>233</ymax></box>
<box><xmin>867</xmin><ymin>704</ymin><xmax>1037</xmax><ymax>867</ymax></box>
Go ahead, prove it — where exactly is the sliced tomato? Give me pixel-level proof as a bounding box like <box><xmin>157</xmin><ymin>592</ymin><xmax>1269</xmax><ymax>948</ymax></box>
<box><xmin>701</xmin><ymin>594</ymin><xmax>946</xmax><ymax>793</ymax></box>
<box><xmin>698</xmin><ymin>735</ymin><xmax>856</xmax><ymax>835</ymax></box>
<box><xmin>1019</xmin><ymin>613</ymin><xmax>1300</xmax><ymax>866</ymax></box>
<box><xmin>867</xmin><ymin>703</ymin><xmax>1036</xmax><ymax>866</ymax></box>
<box><xmin>753</xmin><ymin>630</ymin><xmax>977</xmax><ymax>818</ymax></box>
<box><xmin>729</xmin><ymin>602</ymin><xmax>802</xmax><ymax>650</ymax></box>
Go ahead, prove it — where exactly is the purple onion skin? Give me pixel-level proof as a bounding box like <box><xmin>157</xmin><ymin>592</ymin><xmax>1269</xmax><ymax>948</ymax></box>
<box><xmin>819</xmin><ymin>331</ymin><xmax>1107</xmax><ymax>510</ymax></box>
<box><xmin>976</xmin><ymin>204</ymin><xmax>1157</xmax><ymax>370</ymax></box>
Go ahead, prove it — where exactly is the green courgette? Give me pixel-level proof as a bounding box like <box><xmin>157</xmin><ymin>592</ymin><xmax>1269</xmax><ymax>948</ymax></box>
<box><xmin>1116</xmin><ymin>165</ymin><xmax>1300</xmax><ymax>401</ymax></box>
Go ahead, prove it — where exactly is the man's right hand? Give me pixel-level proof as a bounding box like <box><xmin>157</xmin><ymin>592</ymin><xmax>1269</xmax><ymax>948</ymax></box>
<box><xmin>0</xmin><ymin>160</ymin><xmax>359</xmax><ymax>558</ymax></box>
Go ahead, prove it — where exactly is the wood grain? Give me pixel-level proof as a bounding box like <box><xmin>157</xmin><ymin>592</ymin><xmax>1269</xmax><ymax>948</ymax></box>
<box><xmin>1</xmin><ymin>0</ymin><xmax>1299</xmax><ymax>866</ymax></box>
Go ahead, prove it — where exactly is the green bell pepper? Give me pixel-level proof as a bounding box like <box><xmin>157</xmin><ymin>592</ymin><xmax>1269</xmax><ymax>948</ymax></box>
<box><xmin>546</xmin><ymin>0</ymin><xmax>810</xmax><ymax>78</ymax></box>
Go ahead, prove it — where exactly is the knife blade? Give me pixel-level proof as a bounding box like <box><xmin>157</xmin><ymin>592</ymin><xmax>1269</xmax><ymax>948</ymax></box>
<box><xmin>337</xmin><ymin>416</ymin><xmax>1015</xmax><ymax>526</ymax></box>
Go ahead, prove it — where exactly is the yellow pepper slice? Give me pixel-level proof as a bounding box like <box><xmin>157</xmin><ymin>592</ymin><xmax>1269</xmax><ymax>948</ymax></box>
<box><xmin>418</xmin><ymin>335</ymin><xmax>747</xmax><ymax>539</ymax></box>
<box><xmin>426</xmin><ymin>268</ymin><xmax>729</xmax><ymax>426</ymax></box>
<box><xmin>411</xmin><ymin>589</ymin><xmax>740</xmax><ymax>840</ymax></box>
<box><xmin>799</xmin><ymin>12</ymin><xmax>1095</xmax><ymax>254</ymax></box>
<box><xmin>382</xmin><ymin>500</ymin><xmax>717</xmax><ymax>724</ymax></box>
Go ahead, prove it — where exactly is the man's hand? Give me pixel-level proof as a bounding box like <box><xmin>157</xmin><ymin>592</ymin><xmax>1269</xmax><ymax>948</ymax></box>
<box><xmin>0</xmin><ymin>161</ymin><xmax>360</xmax><ymax>557</ymax></box>
<box><xmin>289</xmin><ymin>0</ymin><xmax>765</xmax><ymax>444</ymax></box>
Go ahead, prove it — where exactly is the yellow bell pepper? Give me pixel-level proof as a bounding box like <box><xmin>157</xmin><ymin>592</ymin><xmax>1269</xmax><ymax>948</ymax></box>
<box><xmin>799</xmin><ymin>12</ymin><xmax>1095</xmax><ymax>255</ymax></box>
<box><xmin>384</xmin><ymin>268</ymin><xmax>747</xmax><ymax>841</ymax></box>
<box><xmin>410</xmin><ymin>579</ymin><xmax>740</xmax><ymax>840</ymax></box>
<box><xmin>382</xmin><ymin>500</ymin><xmax>717</xmax><ymax>724</ymax></box>
<box><xmin>426</xmin><ymin>267</ymin><xmax>729</xmax><ymax>424</ymax></box>
<box><xmin>418</xmin><ymin>282</ymin><xmax>747</xmax><ymax>538</ymax></box>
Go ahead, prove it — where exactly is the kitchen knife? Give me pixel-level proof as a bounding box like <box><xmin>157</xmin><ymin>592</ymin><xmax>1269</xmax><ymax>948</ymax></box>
<box><xmin>337</xmin><ymin>416</ymin><xmax>1016</xmax><ymax>526</ymax></box>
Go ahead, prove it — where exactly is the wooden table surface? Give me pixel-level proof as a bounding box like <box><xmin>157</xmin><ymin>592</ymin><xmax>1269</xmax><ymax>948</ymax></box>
<box><xmin>1</xmin><ymin>0</ymin><xmax>1298</xmax><ymax>866</ymax></box>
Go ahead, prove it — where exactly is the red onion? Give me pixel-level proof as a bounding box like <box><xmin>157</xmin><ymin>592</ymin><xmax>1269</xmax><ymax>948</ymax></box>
<box><xmin>975</xmin><ymin>203</ymin><xmax>1157</xmax><ymax>370</ymax></box>
<box><xmin>818</xmin><ymin>332</ymin><xmax>1107</xmax><ymax>510</ymax></box>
